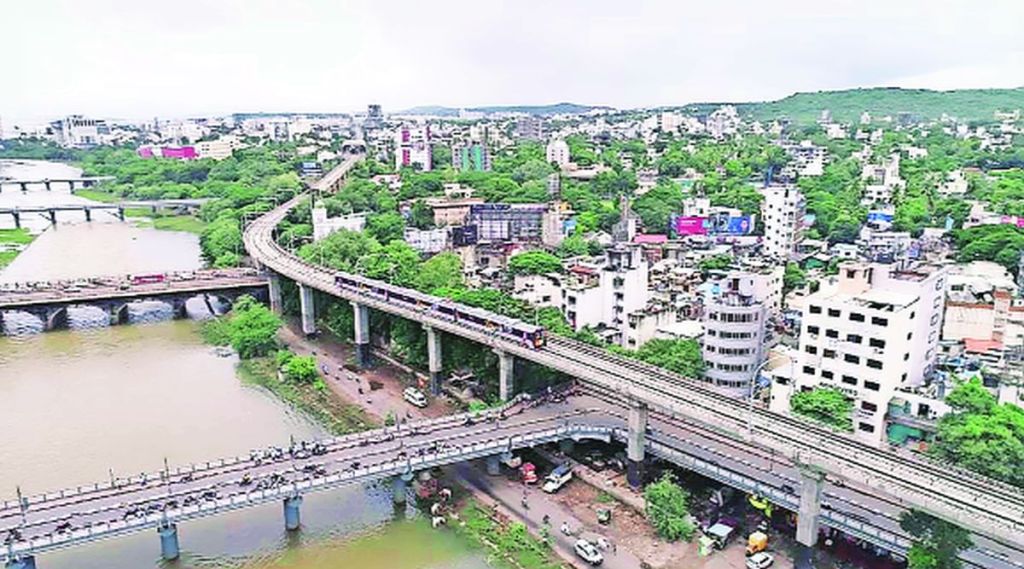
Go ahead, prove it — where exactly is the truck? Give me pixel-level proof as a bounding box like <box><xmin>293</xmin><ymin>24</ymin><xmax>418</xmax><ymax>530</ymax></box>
<box><xmin>542</xmin><ymin>464</ymin><xmax>573</xmax><ymax>493</ymax></box>
<box><xmin>746</xmin><ymin>531</ymin><xmax>768</xmax><ymax>555</ymax></box>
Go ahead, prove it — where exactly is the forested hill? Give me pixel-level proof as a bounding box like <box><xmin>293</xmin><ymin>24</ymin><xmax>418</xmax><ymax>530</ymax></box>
<box><xmin>738</xmin><ymin>87</ymin><xmax>1024</xmax><ymax>124</ymax></box>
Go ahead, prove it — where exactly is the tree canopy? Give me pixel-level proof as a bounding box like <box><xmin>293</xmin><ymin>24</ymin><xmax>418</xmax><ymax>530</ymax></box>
<box><xmin>644</xmin><ymin>472</ymin><xmax>696</xmax><ymax>541</ymax></box>
<box><xmin>508</xmin><ymin>250</ymin><xmax>563</xmax><ymax>276</ymax></box>
<box><xmin>899</xmin><ymin>510</ymin><xmax>972</xmax><ymax>569</ymax></box>
<box><xmin>790</xmin><ymin>387</ymin><xmax>853</xmax><ymax>431</ymax></box>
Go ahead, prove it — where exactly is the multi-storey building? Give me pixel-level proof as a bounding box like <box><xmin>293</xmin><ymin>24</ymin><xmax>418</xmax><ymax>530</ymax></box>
<box><xmin>514</xmin><ymin>116</ymin><xmax>544</xmax><ymax>141</ymax></box>
<box><xmin>761</xmin><ymin>185</ymin><xmax>805</xmax><ymax>261</ymax></box>
<box><xmin>54</xmin><ymin>115</ymin><xmax>108</xmax><ymax>147</ymax></box>
<box><xmin>792</xmin><ymin>262</ymin><xmax>947</xmax><ymax>444</ymax></box>
<box><xmin>545</xmin><ymin>139</ymin><xmax>571</xmax><ymax>168</ymax></box>
<box><xmin>395</xmin><ymin>124</ymin><xmax>432</xmax><ymax>171</ymax></box>
<box><xmin>195</xmin><ymin>135</ymin><xmax>246</xmax><ymax>160</ymax></box>
<box><xmin>452</xmin><ymin>142</ymin><xmax>491</xmax><ymax>172</ymax></box>
<box><xmin>701</xmin><ymin>273</ymin><xmax>768</xmax><ymax>393</ymax></box>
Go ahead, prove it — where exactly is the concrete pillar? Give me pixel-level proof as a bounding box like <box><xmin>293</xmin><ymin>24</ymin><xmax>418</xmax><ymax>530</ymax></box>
<box><xmin>796</xmin><ymin>468</ymin><xmax>824</xmax><ymax>548</ymax></box>
<box><xmin>494</xmin><ymin>349</ymin><xmax>514</xmax><ymax>401</ymax></box>
<box><xmin>283</xmin><ymin>496</ymin><xmax>303</xmax><ymax>531</ymax></box>
<box><xmin>352</xmin><ymin>301</ymin><xmax>371</xmax><ymax>368</ymax></box>
<box><xmin>5</xmin><ymin>557</ymin><xmax>36</xmax><ymax>569</ymax></box>
<box><xmin>12</xmin><ymin>212</ymin><xmax>20</xmax><ymax>229</ymax></box>
<box><xmin>117</xmin><ymin>207</ymin><xmax>125</xmax><ymax>222</ymax></box>
<box><xmin>299</xmin><ymin>284</ymin><xmax>316</xmax><ymax>337</ymax></box>
<box><xmin>19</xmin><ymin>182</ymin><xmax>28</xmax><ymax>192</ymax></box>
<box><xmin>392</xmin><ymin>472</ymin><xmax>413</xmax><ymax>504</ymax></box>
<box><xmin>485</xmin><ymin>455</ymin><xmax>501</xmax><ymax>476</ymax></box>
<box><xmin>84</xmin><ymin>207</ymin><xmax>92</xmax><ymax>222</ymax></box>
<box><xmin>424</xmin><ymin>325</ymin><xmax>442</xmax><ymax>395</ymax></box>
<box><xmin>44</xmin><ymin>181</ymin><xmax>51</xmax><ymax>191</ymax></box>
<box><xmin>47</xmin><ymin>210</ymin><xmax>56</xmax><ymax>225</ymax></box>
<box><xmin>267</xmin><ymin>273</ymin><xmax>283</xmax><ymax>314</ymax></box>
<box><xmin>158</xmin><ymin>523</ymin><xmax>180</xmax><ymax>561</ymax></box>
<box><xmin>627</xmin><ymin>401</ymin><xmax>648</xmax><ymax>489</ymax></box>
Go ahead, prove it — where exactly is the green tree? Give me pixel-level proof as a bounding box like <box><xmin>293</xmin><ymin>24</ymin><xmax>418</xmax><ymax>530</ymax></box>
<box><xmin>228</xmin><ymin>295</ymin><xmax>282</xmax><ymax>358</ymax></box>
<box><xmin>630</xmin><ymin>339</ymin><xmax>704</xmax><ymax>377</ymax></box>
<box><xmin>633</xmin><ymin>182</ymin><xmax>684</xmax><ymax>234</ymax></box>
<box><xmin>283</xmin><ymin>354</ymin><xmax>319</xmax><ymax>384</ymax></box>
<box><xmin>415</xmin><ymin>252</ymin><xmax>464</xmax><ymax>293</ymax></box>
<box><xmin>409</xmin><ymin>199</ymin><xmax>435</xmax><ymax>229</ymax></box>
<box><xmin>698</xmin><ymin>254</ymin><xmax>732</xmax><ymax>276</ymax></box>
<box><xmin>790</xmin><ymin>388</ymin><xmax>853</xmax><ymax>431</ymax></box>
<box><xmin>930</xmin><ymin>378</ymin><xmax>1024</xmax><ymax>486</ymax></box>
<box><xmin>366</xmin><ymin>212</ymin><xmax>406</xmax><ymax>244</ymax></box>
<box><xmin>899</xmin><ymin>510</ymin><xmax>972</xmax><ymax>569</ymax></box>
<box><xmin>556</xmin><ymin>234</ymin><xmax>589</xmax><ymax>258</ymax></box>
<box><xmin>508</xmin><ymin>250</ymin><xmax>563</xmax><ymax>276</ymax></box>
<box><xmin>783</xmin><ymin>262</ymin><xmax>806</xmax><ymax>294</ymax></box>
<box><xmin>644</xmin><ymin>472</ymin><xmax>695</xmax><ymax>541</ymax></box>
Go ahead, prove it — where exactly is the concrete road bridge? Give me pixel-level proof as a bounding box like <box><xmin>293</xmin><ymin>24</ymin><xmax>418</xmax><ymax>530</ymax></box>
<box><xmin>1</xmin><ymin>394</ymin><xmax>1019</xmax><ymax>569</ymax></box>
<box><xmin>0</xmin><ymin>177</ymin><xmax>115</xmax><ymax>193</ymax></box>
<box><xmin>0</xmin><ymin>269</ymin><xmax>267</xmax><ymax>332</ymax></box>
<box><xmin>242</xmin><ymin>157</ymin><xmax>1024</xmax><ymax>557</ymax></box>
<box><xmin>0</xmin><ymin>200</ymin><xmax>208</xmax><ymax>229</ymax></box>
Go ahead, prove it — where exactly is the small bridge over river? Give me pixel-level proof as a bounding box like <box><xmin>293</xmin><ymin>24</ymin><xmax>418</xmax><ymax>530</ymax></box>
<box><xmin>0</xmin><ymin>177</ymin><xmax>115</xmax><ymax>193</ymax></box>
<box><xmin>0</xmin><ymin>200</ymin><xmax>208</xmax><ymax>229</ymax></box>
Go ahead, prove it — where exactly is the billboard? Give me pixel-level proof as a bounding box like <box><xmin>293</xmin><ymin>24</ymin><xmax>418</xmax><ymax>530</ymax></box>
<box><xmin>867</xmin><ymin>212</ymin><xmax>894</xmax><ymax>223</ymax></box>
<box><xmin>451</xmin><ymin>224</ymin><xmax>478</xmax><ymax>246</ymax></box>
<box><xmin>672</xmin><ymin>216</ymin><xmax>708</xmax><ymax>236</ymax></box>
<box><xmin>707</xmin><ymin>212</ymin><xmax>755</xmax><ymax>235</ymax></box>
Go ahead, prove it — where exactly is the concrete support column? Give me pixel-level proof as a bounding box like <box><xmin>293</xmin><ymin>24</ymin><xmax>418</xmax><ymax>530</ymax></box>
<box><xmin>84</xmin><ymin>208</ymin><xmax>92</xmax><ymax>222</ymax></box>
<box><xmin>299</xmin><ymin>284</ymin><xmax>316</xmax><ymax>337</ymax></box>
<box><xmin>267</xmin><ymin>273</ymin><xmax>283</xmax><ymax>314</ymax></box>
<box><xmin>117</xmin><ymin>207</ymin><xmax>125</xmax><ymax>222</ymax></box>
<box><xmin>626</xmin><ymin>401</ymin><xmax>648</xmax><ymax>489</ymax></box>
<box><xmin>44</xmin><ymin>181</ymin><xmax>51</xmax><ymax>191</ymax></box>
<box><xmin>392</xmin><ymin>472</ymin><xmax>413</xmax><ymax>504</ymax></box>
<box><xmin>494</xmin><ymin>349</ymin><xmax>514</xmax><ymax>401</ymax></box>
<box><xmin>485</xmin><ymin>455</ymin><xmax>501</xmax><ymax>476</ymax></box>
<box><xmin>283</xmin><ymin>495</ymin><xmax>303</xmax><ymax>531</ymax></box>
<box><xmin>424</xmin><ymin>325</ymin><xmax>442</xmax><ymax>395</ymax></box>
<box><xmin>19</xmin><ymin>182</ymin><xmax>27</xmax><ymax>192</ymax></box>
<box><xmin>158</xmin><ymin>523</ymin><xmax>180</xmax><ymax>561</ymax></box>
<box><xmin>5</xmin><ymin>557</ymin><xmax>37</xmax><ymax>569</ymax></box>
<box><xmin>12</xmin><ymin>212</ymin><xmax>21</xmax><ymax>229</ymax></box>
<box><xmin>47</xmin><ymin>210</ymin><xmax>56</xmax><ymax>225</ymax></box>
<box><xmin>352</xmin><ymin>301</ymin><xmax>371</xmax><ymax>368</ymax></box>
<box><xmin>796</xmin><ymin>468</ymin><xmax>824</xmax><ymax>548</ymax></box>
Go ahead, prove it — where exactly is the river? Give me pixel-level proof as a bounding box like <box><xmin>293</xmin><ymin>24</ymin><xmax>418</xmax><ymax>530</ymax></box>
<box><xmin>0</xmin><ymin>322</ymin><xmax>489</xmax><ymax>569</ymax></box>
<box><xmin>0</xmin><ymin>160</ymin><xmax>489</xmax><ymax>568</ymax></box>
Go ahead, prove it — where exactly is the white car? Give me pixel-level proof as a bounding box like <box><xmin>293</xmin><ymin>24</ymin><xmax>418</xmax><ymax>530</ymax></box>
<box><xmin>573</xmin><ymin>539</ymin><xmax>603</xmax><ymax>566</ymax></box>
<box><xmin>403</xmin><ymin>387</ymin><xmax>428</xmax><ymax>408</ymax></box>
<box><xmin>746</xmin><ymin>552</ymin><xmax>774</xmax><ymax>569</ymax></box>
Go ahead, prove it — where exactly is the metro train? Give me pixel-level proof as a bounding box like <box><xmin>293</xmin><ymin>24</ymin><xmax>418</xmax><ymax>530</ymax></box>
<box><xmin>334</xmin><ymin>273</ymin><xmax>546</xmax><ymax>349</ymax></box>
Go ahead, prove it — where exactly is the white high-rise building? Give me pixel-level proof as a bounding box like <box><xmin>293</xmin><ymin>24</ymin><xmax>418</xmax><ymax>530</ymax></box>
<box><xmin>546</xmin><ymin>139</ymin><xmax>571</xmax><ymax>168</ymax></box>
<box><xmin>395</xmin><ymin>124</ymin><xmax>432</xmax><ymax>171</ymax></box>
<box><xmin>790</xmin><ymin>263</ymin><xmax>948</xmax><ymax>444</ymax></box>
<box><xmin>701</xmin><ymin>272</ymin><xmax>769</xmax><ymax>394</ymax></box>
<box><xmin>761</xmin><ymin>186</ymin><xmax>805</xmax><ymax>261</ymax></box>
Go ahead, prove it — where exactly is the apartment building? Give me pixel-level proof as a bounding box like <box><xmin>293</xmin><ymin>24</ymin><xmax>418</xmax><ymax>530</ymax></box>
<box><xmin>701</xmin><ymin>272</ymin><xmax>769</xmax><ymax>393</ymax></box>
<box><xmin>452</xmin><ymin>142</ymin><xmax>491</xmax><ymax>172</ymax></box>
<box><xmin>546</xmin><ymin>139</ymin><xmax>571</xmax><ymax>168</ymax></box>
<box><xmin>514</xmin><ymin>116</ymin><xmax>543</xmax><ymax>141</ymax></box>
<box><xmin>395</xmin><ymin>124</ymin><xmax>432</xmax><ymax>171</ymax></box>
<box><xmin>55</xmin><ymin>115</ymin><xmax>108</xmax><ymax>147</ymax></box>
<box><xmin>195</xmin><ymin>135</ymin><xmax>245</xmax><ymax>160</ymax></box>
<box><xmin>761</xmin><ymin>185</ymin><xmax>805</xmax><ymax>261</ymax></box>
<box><xmin>793</xmin><ymin>263</ymin><xmax>947</xmax><ymax>444</ymax></box>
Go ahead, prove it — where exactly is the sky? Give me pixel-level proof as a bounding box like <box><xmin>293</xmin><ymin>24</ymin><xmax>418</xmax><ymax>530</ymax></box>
<box><xmin>2</xmin><ymin>0</ymin><xmax>1022</xmax><ymax>124</ymax></box>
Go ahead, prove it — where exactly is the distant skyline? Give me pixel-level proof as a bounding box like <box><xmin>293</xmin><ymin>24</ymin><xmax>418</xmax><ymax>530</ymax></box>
<box><xmin>2</xmin><ymin>0</ymin><xmax>1023</xmax><ymax>125</ymax></box>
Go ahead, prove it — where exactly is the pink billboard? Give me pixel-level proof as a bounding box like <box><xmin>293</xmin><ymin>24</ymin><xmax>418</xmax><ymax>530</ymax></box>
<box><xmin>673</xmin><ymin>216</ymin><xmax>708</xmax><ymax>235</ymax></box>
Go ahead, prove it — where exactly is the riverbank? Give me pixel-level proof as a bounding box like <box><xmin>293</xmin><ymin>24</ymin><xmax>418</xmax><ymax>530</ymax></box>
<box><xmin>72</xmin><ymin>189</ymin><xmax>208</xmax><ymax>234</ymax></box>
<box><xmin>0</xmin><ymin>228</ymin><xmax>34</xmax><ymax>269</ymax></box>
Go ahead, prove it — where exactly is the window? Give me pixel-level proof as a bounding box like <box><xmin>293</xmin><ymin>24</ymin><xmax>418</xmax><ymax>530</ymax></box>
<box><xmin>809</xmin><ymin>305</ymin><xmax>822</xmax><ymax>314</ymax></box>
<box><xmin>862</xmin><ymin>401</ymin><xmax>878</xmax><ymax>412</ymax></box>
<box><xmin>872</xmin><ymin>316</ymin><xmax>889</xmax><ymax>326</ymax></box>
<box><xmin>844</xmin><ymin>354</ymin><xmax>860</xmax><ymax>364</ymax></box>
<box><xmin>909</xmin><ymin>311</ymin><xmax>915</xmax><ymax>319</ymax></box>
<box><xmin>803</xmin><ymin>366</ymin><xmax>815</xmax><ymax>375</ymax></box>
<box><xmin>869</xmin><ymin>338</ymin><xmax>885</xmax><ymax>349</ymax></box>
<box><xmin>849</xmin><ymin>313</ymin><xmax>865</xmax><ymax>322</ymax></box>
<box><xmin>823</xmin><ymin>349</ymin><xmax>836</xmax><ymax>359</ymax></box>
<box><xmin>858</xmin><ymin>422</ymin><xmax>876</xmax><ymax>433</ymax></box>
<box><xmin>808</xmin><ymin>325</ymin><xmax>820</xmax><ymax>335</ymax></box>
<box><xmin>847</xmin><ymin>334</ymin><xmax>862</xmax><ymax>344</ymax></box>
<box><xmin>822</xmin><ymin>370</ymin><xmax>834</xmax><ymax>380</ymax></box>
<box><xmin>867</xmin><ymin>359</ymin><xmax>883</xmax><ymax>370</ymax></box>
<box><xmin>842</xmin><ymin>375</ymin><xmax>857</xmax><ymax>385</ymax></box>
<box><xmin>707</xmin><ymin>329</ymin><xmax>717</xmax><ymax>337</ymax></box>
<box><xmin>864</xmin><ymin>381</ymin><xmax>880</xmax><ymax>391</ymax></box>
<box><xmin>826</xmin><ymin>329</ymin><xmax>839</xmax><ymax>339</ymax></box>
<box><xmin>828</xmin><ymin>309</ymin><xmax>841</xmax><ymax>318</ymax></box>
<box><xmin>903</xmin><ymin>353</ymin><xmax>910</xmax><ymax>361</ymax></box>
<box><xmin>805</xmin><ymin>345</ymin><xmax>818</xmax><ymax>354</ymax></box>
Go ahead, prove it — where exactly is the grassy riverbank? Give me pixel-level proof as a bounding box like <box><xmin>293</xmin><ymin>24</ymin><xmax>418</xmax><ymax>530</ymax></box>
<box><xmin>0</xmin><ymin>228</ymin><xmax>34</xmax><ymax>269</ymax></box>
<box><xmin>237</xmin><ymin>357</ymin><xmax>375</xmax><ymax>435</ymax></box>
<box><xmin>453</xmin><ymin>500</ymin><xmax>565</xmax><ymax>569</ymax></box>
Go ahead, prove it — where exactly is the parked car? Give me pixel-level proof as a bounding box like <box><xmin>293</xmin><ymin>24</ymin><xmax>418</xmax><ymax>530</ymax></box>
<box><xmin>403</xmin><ymin>387</ymin><xmax>428</xmax><ymax>408</ymax></box>
<box><xmin>574</xmin><ymin>539</ymin><xmax>603</xmax><ymax>566</ymax></box>
<box><xmin>746</xmin><ymin>552</ymin><xmax>774</xmax><ymax>569</ymax></box>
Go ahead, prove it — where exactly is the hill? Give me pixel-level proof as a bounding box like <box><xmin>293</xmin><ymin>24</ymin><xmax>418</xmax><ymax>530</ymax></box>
<box><xmin>738</xmin><ymin>87</ymin><xmax>1024</xmax><ymax>125</ymax></box>
<box><xmin>396</xmin><ymin>102</ymin><xmax>612</xmax><ymax>117</ymax></box>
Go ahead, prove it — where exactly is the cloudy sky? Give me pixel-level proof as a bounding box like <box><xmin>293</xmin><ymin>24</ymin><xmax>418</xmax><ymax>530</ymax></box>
<box><xmin>2</xmin><ymin>0</ymin><xmax>1022</xmax><ymax>123</ymax></box>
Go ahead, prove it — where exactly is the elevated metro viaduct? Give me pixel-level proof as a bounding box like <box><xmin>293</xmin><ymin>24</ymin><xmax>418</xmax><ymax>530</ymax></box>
<box><xmin>243</xmin><ymin>156</ymin><xmax>1024</xmax><ymax>564</ymax></box>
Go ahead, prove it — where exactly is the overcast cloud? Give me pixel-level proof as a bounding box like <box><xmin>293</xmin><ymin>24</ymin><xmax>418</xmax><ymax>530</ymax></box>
<box><xmin>2</xmin><ymin>0</ymin><xmax>1022</xmax><ymax>123</ymax></box>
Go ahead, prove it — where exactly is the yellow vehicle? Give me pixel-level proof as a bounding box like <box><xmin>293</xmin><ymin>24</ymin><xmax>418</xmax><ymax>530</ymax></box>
<box><xmin>746</xmin><ymin>531</ymin><xmax>768</xmax><ymax>555</ymax></box>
